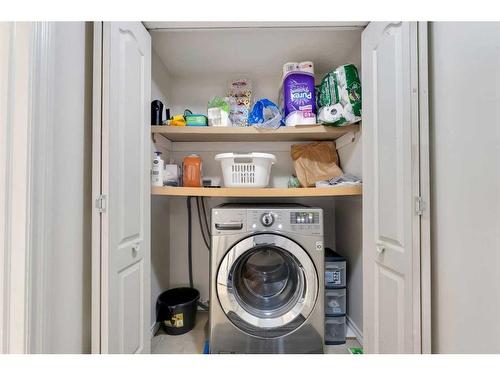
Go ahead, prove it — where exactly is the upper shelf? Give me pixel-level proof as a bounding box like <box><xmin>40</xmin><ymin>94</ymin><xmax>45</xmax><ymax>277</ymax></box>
<box><xmin>151</xmin><ymin>123</ymin><xmax>360</xmax><ymax>143</ymax></box>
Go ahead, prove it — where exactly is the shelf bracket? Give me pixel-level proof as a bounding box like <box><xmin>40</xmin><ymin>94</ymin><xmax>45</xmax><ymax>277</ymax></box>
<box><xmin>335</xmin><ymin>131</ymin><xmax>357</xmax><ymax>150</ymax></box>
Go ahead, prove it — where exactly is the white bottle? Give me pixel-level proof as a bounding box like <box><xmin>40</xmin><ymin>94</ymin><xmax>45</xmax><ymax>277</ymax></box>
<box><xmin>151</xmin><ymin>151</ymin><xmax>164</xmax><ymax>187</ymax></box>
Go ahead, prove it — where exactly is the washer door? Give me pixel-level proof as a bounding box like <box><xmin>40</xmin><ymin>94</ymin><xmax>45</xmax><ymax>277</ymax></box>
<box><xmin>217</xmin><ymin>234</ymin><xmax>318</xmax><ymax>338</ymax></box>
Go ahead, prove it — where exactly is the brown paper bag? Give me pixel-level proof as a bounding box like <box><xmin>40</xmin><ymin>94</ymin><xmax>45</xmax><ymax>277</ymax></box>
<box><xmin>291</xmin><ymin>141</ymin><xmax>343</xmax><ymax>187</ymax></box>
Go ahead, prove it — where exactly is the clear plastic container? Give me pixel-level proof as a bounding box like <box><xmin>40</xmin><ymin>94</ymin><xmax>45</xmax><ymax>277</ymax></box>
<box><xmin>325</xmin><ymin>288</ymin><xmax>346</xmax><ymax>316</ymax></box>
<box><xmin>325</xmin><ymin>316</ymin><xmax>346</xmax><ymax>345</ymax></box>
<box><xmin>325</xmin><ymin>261</ymin><xmax>346</xmax><ymax>289</ymax></box>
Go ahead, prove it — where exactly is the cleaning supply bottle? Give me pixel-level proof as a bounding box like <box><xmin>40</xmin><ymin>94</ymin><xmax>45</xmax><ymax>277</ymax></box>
<box><xmin>152</xmin><ymin>151</ymin><xmax>164</xmax><ymax>187</ymax></box>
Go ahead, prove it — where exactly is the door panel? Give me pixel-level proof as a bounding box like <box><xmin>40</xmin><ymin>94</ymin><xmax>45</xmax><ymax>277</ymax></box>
<box><xmin>98</xmin><ymin>22</ymin><xmax>151</xmax><ymax>354</ymax></box>
<box><xmin>118</xmin><ymin>30</ymin><xmax>144</xmax><ymax>242</ymax></box>
<box><xmin>118</xmin><ymin>261</ymin><xmax>143</xmax><ymax>353</ymax></box>
<box><xmin>375</xmin><ymin>26</ymin><xmax>404</xmax><ymax>245</ymax></box>
<box><xmin>375</xmin><ymin>265</ymin><xmax>404</xmax><ymax>353</ymax></box>
<box><xmin>362</xmin><ymin>22</ymin><xmax>422</xmax><ymax>353</ymax></box>
<box><xmin>116</xmin><ymin>29</ymin><xmax>144</xmax><ymax>244</ymax></box>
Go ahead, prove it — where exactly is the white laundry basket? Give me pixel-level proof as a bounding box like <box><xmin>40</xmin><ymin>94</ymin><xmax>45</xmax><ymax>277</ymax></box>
<box><xmin>215</xmin><ymin>153</ymin><xmax>276</xmax><ymax>188</ymax></box>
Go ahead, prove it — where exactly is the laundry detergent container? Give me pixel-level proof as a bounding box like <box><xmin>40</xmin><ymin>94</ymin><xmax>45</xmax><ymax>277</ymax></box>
<box><xmin>156</xmin><ymin>287</ymin><xmax>200</xmax><ymax>335</ymax></box>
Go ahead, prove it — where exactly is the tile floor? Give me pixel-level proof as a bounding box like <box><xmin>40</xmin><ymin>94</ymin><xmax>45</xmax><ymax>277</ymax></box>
<box><xmin>152</xmin><ymin>312</ymin><xmax>362</xmax><ymax>354</ymax></box>
<box><xmin>152</xmin><ymin>312</ymin><xmax>209</xmax><ymax>354</ymax></box>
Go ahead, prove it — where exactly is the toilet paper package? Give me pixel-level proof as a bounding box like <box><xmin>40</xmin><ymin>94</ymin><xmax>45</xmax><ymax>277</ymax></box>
<box><xmin>282</xmin><ymin>71</ymin><xmax>317</xmax><ymax>126</ymax></box>
<box><xmin>279</xmin><ymin>62</ymin><xmax>318</xmax><ymax>126</ymax></box>
<box><xmin>317</xmin><ymin>64</ymin><xmax>361</xmax><ymax>126</ymax></box>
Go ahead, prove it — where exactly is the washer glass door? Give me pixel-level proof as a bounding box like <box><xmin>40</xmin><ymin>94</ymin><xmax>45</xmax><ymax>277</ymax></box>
<box><xmin>217</xmin><ymin>234</ymin><xmax>318</xmax><ymax>338</ymax></box>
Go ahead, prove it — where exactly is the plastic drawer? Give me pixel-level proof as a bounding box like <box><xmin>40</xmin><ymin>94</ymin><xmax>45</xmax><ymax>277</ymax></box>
<box><xmin>325</xmin><ymin>260</ymin><xmax>346</xmax><ymax>288</ymax></box>
<box><xmin>325</xmin><ymin>288</ymin><xmax>346</xmax><ymax>316</ymax></box>
<box><xmin>325</xmin><ymin>316</ymin><xmax>347</xmax><ymax>345</ymax></box>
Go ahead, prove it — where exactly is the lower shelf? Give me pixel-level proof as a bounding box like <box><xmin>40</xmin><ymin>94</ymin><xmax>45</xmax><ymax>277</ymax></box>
<box><xmin>151</xmin><ymin>185</ymin><xmax>362</xmax><ymax>197</ymax></box>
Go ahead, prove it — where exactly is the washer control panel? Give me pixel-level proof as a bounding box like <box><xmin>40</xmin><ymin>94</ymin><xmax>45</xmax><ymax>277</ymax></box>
<box><xmin>247</xmin><ymin>207</ymin><xmax>323</xmax><ymax>235</ymax></box>
<box><xmin>213</xmin><ymin>207</ymin><xmax>322</xmax><ymax>236</ymax></box>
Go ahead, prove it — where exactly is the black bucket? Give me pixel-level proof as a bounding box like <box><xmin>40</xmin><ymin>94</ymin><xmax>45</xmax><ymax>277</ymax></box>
<box><xmin>156</xmin><ymin>287</ymin><xmax>200</xmax><ymax>335</ymax></box>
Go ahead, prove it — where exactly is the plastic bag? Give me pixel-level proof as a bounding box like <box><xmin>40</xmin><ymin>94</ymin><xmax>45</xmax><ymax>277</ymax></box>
<box><xmin>317</xmin><ymin>64</ymin><xmax>361</xmax><ymax>127</ymax></box>
<box><xmin>208</xmin><ymin>97</ymin><xmax>230</xmax><ymax>113</ymax></box>
<box><xmin>248</xmin><ymin>99</ymin><xmax>283</xmax><ymax>129</ymax></box>
<box><xmin>291</xmin><ymin>141</ymin><xmax>343</xmax><ymax>187</ymax></box>
<box><xmin>207</xmin><ymin>97</ymin><xmax>232</xmax><ymax>126</ymax></box>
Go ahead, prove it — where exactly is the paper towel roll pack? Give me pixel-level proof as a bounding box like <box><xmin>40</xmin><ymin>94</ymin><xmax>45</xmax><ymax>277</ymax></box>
<box><xmin>317</xmin><ymin>64</ymin><xmax>362</xmax><ymax>126</ymax></box>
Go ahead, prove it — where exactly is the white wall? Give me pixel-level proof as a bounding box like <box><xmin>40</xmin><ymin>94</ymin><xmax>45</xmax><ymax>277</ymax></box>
<box><xmin>167</xmin><ymin>75</ymin><xmax>282</xmax><ymax>117</ymax></box>
<box><xmin>335</xmin><ymin>130</ymin><xmax>363</xmax><ymax>337</ymax></box>
<box><xmin>0</xmin><ymin>22</ymin><xmax>9</xmax><ymax>353</ymax></box>
<box><xmin>44</xmin><ymin>21</ymin><xmax>93</xmax><ymax>354</ymax></box>
<box><xmin>0</xmin><ymin>22</ymin><xmax>36</xmax><ymax>353</ymax></box>
<box><xmin>335</xmin><ymin>197</ymin><xmax>362</xmax><ymax>337</ymax></box>
<box><xmin>150</xmin><ymin>50</ymin><xmax>172</xmax><ymax>326</ymax></box>
<box><xmin>151</xmin><ymin>48</ymin><xmax>171</xmax><ymax>114</ymax></box>
<box><xmin>429</xmin><ymin>22</ymin><xmax>500</xmax><ymax>353</ymax></box>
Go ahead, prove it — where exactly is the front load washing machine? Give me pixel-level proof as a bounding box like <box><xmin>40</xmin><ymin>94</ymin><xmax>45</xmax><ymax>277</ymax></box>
<box><xmin>209</xmin><ymin>204</ymin><xmax>324</xmax><ymax>354</ymax></box>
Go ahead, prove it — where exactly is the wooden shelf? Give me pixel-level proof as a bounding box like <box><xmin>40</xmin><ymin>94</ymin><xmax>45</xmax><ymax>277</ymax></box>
<box><xmin>151</xmin><ymin>123</ymin><xmax>360</xmax><ymax>143</ymax></box>
<box><xmin>151</xmin><ymin>185</ymin><xmax>362</xmax><ymax>197</ymax></box>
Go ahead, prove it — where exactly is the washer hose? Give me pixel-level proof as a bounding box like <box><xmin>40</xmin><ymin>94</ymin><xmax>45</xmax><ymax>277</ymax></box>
<box><xmin>196</xmin><ymin>197</ymin><xmax>210</xmax><ymax>250</ymax></box>
<box><xmin>187</xmin><ymin>196</ymin><xmax>193</xmax><ymax>289</ymax></box>
<box><xmin>187</xmin><ymin>196</ymin><xmax>209</xmax><ymax>310</ymax></box>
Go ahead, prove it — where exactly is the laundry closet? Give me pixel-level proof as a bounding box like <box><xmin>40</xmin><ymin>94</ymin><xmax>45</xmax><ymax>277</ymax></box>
<box><xmin>91</xmin><ymin>22</ymin><xmax>431</xmax><ymax>355</ymax></box>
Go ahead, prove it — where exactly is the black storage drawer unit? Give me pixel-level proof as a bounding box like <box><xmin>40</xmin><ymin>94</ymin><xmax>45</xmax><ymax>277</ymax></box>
<box><xmin>324</xmin><ymin>248</ymin><xmax>347</xmax><ymax>345</ymax></box>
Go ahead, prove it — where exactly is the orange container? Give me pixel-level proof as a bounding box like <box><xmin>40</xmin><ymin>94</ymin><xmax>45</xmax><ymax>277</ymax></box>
<box><xmin>183</xmin><ymin>154</ymin><xmax>202</xmax><ymax>187</ymax></box>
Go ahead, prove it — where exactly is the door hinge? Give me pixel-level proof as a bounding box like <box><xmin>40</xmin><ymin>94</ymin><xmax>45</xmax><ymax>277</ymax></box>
<box><xmin>96</xmin><ymin>194</ymin><xmax>107</xmax><ymax>213</ymax></box>
<box><xmin>415</xmin><ymin>196</ymin><xmax>426</xmax><ymax>216</ymax></box>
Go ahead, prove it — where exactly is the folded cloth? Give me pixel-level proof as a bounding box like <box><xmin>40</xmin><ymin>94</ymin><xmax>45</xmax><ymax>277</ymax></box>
<box><xmin>315</xmin><ymin>172</ymin><xmax>362</xmax><ymax>188</ymax></box>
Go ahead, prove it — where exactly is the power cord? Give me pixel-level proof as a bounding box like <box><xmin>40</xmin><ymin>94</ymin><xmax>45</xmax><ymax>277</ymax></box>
<box><xmin>186</xmin><ymin>197</ymin><xmax>194</xmax><ymax>289</ymax></box>
<box><xmin>187</xmin><ymin>196</ymin><xmax>210</xmax><ymax>310</ymax></box>
<box><xmin>201</xmin><ymin>197</ymin><xmax>211</xmax><ymax>237</ymax></box>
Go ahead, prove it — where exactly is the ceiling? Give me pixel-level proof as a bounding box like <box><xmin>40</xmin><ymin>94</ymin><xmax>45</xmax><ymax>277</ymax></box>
<box><xmin>150</xmin><ymin>27</ymin><xmax>363</xmax><ymax>78</ymax></box>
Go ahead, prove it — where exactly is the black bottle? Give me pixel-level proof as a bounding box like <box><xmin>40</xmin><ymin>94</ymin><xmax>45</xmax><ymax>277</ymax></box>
<box><xmin>151</xmin><ymin>100</ymin><xmax>164</xmax><ymax>125</ymax></box>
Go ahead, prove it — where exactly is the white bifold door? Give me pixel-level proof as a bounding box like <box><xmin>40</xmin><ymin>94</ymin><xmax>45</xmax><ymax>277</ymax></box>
<box><xmin>362</xmin><ymin>21</ymin><xmax>430</xmax><ymax>353</ymax></box>
<box><xmin>92</xmin><ymin>22</ymin><xmax>152</xmax><ymax>354</ymax></box>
